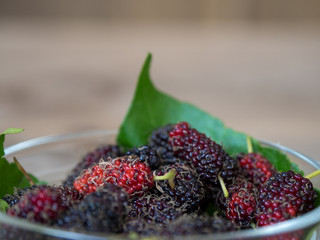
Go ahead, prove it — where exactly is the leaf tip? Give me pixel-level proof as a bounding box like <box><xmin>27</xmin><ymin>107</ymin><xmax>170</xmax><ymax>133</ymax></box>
<box><xmin>1</xmin><ymin>128</ymin><xmax>24</xmax><ymax>135</ymax></box>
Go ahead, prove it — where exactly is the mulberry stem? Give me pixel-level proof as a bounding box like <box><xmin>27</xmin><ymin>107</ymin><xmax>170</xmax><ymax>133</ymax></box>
<box><xmin>305</xmin><ymin>169</ymin><xmax>320</xmax><ymax>179</ymax></box>
<box><xmin>153</xmin><ymin>169</ymin><xmax>177</xmax><ymax>189</ymax></box>
<box><xmin>218</xmin><ymin>174</ymin><xmax>229</xmax><ymax>198</ymax></box>
<box><xmin>246</xmin><ymin>136</ymin><xmax>253</xmax><ymax>154</ymax></box>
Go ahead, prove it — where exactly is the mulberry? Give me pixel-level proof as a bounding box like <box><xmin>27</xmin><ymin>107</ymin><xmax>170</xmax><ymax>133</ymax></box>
<box><xmin>124</xmin><ymin>218</ymin><xmax>161</xmax><ymax>237</ymax></box>
<box><xmin>57</xmin><ymin>183</ymin><xmax>129</xmax><ymax>233</ymax></box>
<box><xmin>7</xmin><ymin>185</ymin><xmax>69</xmax><ymax>224</ymax></box>
<box><xmin>128</xmin><ymin>193</ymin><xmax>185</xmax><ymax>226</ymax></box>
<box><xmin>63</xmin><ymin>144</ymin><xmax>123</xmax><ymax>186</ymax></box>
<box><xmin>256</xmin><ymin>170</ymin><xmax>317</xmax><ymax>226</ymax></box>
<box><xmin>217</xmin><ymin>175</ymin><xmax>258</xmax><ymax>228</ymax></box>
<box><xmin>141</xmin><ymin>214</ymin><xmax>239</xmax><ymax>238</ymax></box>
<box><xmin>237</xmin><ymin>152</ymin><xmax>277</xmax><ymax>188</ymax></box>
<box><xmin>154</xmin><ymin>162</ymin><xmax>205</xmax><ymax>212</ymax></box>
<box><xmin>169</xmin><ymin>122</ymin><xmax>239</xmax><ymax>185</ymax></box>
<box><xmin>73</xmin><ymin>156</ymin><xmax>154</xmax><ymax>197</ymax></box>
<box><xmin>2</xmin><ymin>185</ymin><xmax>38</xmax><ymax>207</ymax></box>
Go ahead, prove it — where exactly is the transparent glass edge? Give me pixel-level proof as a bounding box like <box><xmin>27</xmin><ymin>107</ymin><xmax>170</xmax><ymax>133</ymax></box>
<box><xmin>4</xmin><ymin>129</ymin><xmax>118</xmax><ymax>156</ymax></box>
<box><xmin>0</xmin><ymin>212</ymin><xmax>108</xmax><ymax>240</ymax></box>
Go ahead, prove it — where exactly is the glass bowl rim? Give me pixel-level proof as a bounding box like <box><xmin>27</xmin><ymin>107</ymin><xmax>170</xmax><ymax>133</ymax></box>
<box><xmin>1</xmin><ymin>129</ymin><xmax>320</xmax><ymax>240</ymax></box>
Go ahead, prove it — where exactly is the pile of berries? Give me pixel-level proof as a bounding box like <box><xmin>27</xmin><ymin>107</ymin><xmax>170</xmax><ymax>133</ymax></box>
<box><xmin>1</xmin><ymin>121</ymin><xmax>318</xmax><ymax>239</ymax></box>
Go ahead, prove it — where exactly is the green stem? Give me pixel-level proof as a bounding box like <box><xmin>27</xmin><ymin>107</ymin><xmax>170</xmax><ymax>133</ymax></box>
<box><xmin>14</xmin><ymin>157</ymin><xmax>34</xmax><ymax>186</ymax></box>
<box><xmin>218</xmin><ymin>175</ymin><xmax>229</xmax><ymax>198</ymax></box>
<box><xmin>246</xmin><ymin>135</ymin><xmax>253</xmax><ymax>154</ymax></box>
<box><xmin>305</xmin><ymin>169</ymin><xmax>320</xmax><ymax>179</ymax></box>
<box><xmin>153</xmin><ymin>169</ymin><xmax>177</xmax><ymax>189</ymax></box>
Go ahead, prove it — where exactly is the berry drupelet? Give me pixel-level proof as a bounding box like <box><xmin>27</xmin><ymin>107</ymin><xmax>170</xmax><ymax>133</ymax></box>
<box><xmin>126</xmin><ymin>145</ymin><xmax>162</xmax><ymax>170</ymax></box>
<box><xmin>63</xmin><ymin>144</ymin><xmax>123</xmax><ymax>186</ymax></box>
<box><xmin>2</xmin><ymin>185</ymin><xmax>38</xmax><ymax>207</ymax></box>
<box><xmin>127</xmin><ymin>193</ymin><xmax>186</xmax><ymax>226</ymax></box>
<box><xmin>165</xmin><ymin>214</ymin><xmax>239</xmax><ymax>236</ymax></box>
<box><xmin>56</xmin><ymin>185</ymin><xmax>85</xmax><ymax>207</ymax></box>
<box><xmin>135</xmin><ymin>214</ymin><xmax>239</xmax><ymax>238</ymax></box>
<box><xmin>169</xmin><ymin>121</ymin><xmax>239</xmax><ymax>185</ymax></box>
<box><xmin>255</xmin><ymin>170</ymin><xmax>317</xmax><ymax>227</ymax></box>
<box><xmin>148</xmin><ymin>123</ymin><xmax>181</xmax><ymax>165</ymax></box>
<box><xmin>124</xmin><ymin>218</ymin><xmax>161</xmax><ymax>237</ymax></box>
<box><xmin>154</xmin><ymin>162</ymin><xmax>205</xmax><ymax>212</ymax></box>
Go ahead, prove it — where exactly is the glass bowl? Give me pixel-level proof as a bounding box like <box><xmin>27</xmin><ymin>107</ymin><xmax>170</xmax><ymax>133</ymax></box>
<box><xmin>1</xmin><ymin>130</ymin><xmax>320</xmax><ymax>240</ymax></box>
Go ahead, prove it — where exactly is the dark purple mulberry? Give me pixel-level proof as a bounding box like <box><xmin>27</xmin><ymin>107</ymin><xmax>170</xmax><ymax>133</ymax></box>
<box><xmin>169</xmin><ymin>122</ymin><xmax>239</xmax><ymax>185</ymax></box>
<box><xmin>168</xmin><ymin>214</ymin><xmax>239</xmax><ymax>236</ymax></box>
<box><xmin>124</xmin><ymin>218</ymin><xmax>161</xmax><ymax>237</ymax></box>
<box><xmin>128</xmin><ymin>193</ymin><xmax>186</xmax><ymax>226</ymax></box>
<box><xmin>56</xmin><ymin>183</ymin><xmax>129</xmax><ymax>233</ymax></box>
<box><xmin>154</xmin><ymin>162</ymin><xmax>205</xmax><ymax>212</ymax></box>
<box><xmin>146</xmin><ymin>214</ymin><xmax>239</xmax><ymax>238</ymax></box>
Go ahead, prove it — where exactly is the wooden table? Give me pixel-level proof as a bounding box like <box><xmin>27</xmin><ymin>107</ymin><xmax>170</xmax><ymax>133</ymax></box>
<box><xmin>1</xmin><ymin>19</ymin><xmax>320</xmax><ymax>162</ymax></box>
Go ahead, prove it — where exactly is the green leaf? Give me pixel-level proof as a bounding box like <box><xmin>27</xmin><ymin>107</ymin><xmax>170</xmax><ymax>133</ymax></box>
<box><xmin>117</xmin><ymin>53</ymin><xmax>247</xmax><ymax>155</ymax></box>
<box><xmin>0</xmin><ymin>128</ymin><xmax>24</xmax><ymax>157</ymax></box>
<box><xmin>1</xmin><ymin>128</ymin><xmax>24</xmax><ymax>135</ymax></box>
<box><xmin>0</xmin><ymin>199</ymin><xmax>9</xmax><ymax>213</ymax></box>
<box><xmin>0</xmin><ymin>134</ymin><xmax>4</xmax><ymax>159</ymax></box>
<box><xmin>117</xmin><ymin>53</ymin><xmax>299</xmax><ymax>172</ymax></box>
<box><xmin>305</xmin><ymin>224</ymin><xmax>320</xmax><ymax>240</ymax></box>
<box><xmin>255</xmin><ymin>142</ymin><xmax>303</xmax><ymax>175</ymax></box>
<box><xmin>0</xmin><ymin>157</ymin><xmax>43</xmax><ymax>198</ymax></box>
<box><xmin>0</xmin><ymin>129</ymin><xmax>45</xmax><ymax>198</ymax></box>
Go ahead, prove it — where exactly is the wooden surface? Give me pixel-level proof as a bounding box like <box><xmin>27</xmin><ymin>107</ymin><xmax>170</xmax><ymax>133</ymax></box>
<box><xmin>1</xmin><ymin>19</ymin><xmax>320</xmax><ymax>163</ymax></box>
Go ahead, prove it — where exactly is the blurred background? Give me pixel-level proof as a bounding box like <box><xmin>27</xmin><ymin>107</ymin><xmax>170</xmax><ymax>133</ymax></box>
<box><xmin>1</xmin><ymin>1</ymin><xmax>320</xmax><ymax>161</ymax></box>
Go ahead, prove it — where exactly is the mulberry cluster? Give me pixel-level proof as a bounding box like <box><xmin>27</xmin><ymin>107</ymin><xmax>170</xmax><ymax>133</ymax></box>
<box><xmin>3</xmin><ymin>121</ymin><xmax>318</xmax><ymax>240</ymax></box>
